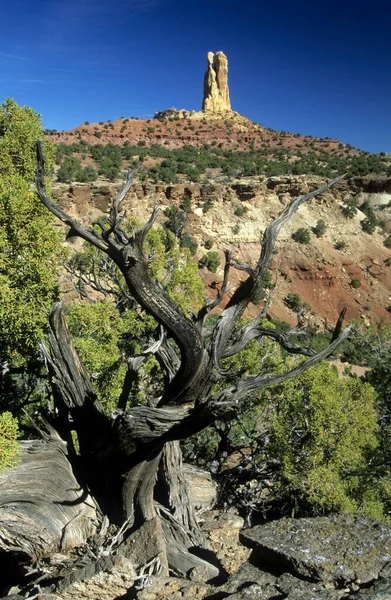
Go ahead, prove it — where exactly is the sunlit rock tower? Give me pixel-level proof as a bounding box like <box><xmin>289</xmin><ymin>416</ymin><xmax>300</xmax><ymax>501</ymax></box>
<box><xmin>202</xmin><ymin>51</ymin><xmax>232</xmax><ymax>114</ymax></box>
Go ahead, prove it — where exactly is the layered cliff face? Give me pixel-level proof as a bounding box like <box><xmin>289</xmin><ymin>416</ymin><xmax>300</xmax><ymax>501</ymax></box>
<box><xmin>53</xmin><ymin>175</ymin><xmax>391</xmax><ymax>328</ymax></box>
<box><xmin>202</xmin><ymin>51</ymin><xmax>231</xmax><ymax>114</ymax></box>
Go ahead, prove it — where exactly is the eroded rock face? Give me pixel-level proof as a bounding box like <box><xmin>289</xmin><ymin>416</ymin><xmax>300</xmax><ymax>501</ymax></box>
<box><xmin>202</xmin><ymin>51</ymin><xmax>231</xmax><ymax>114</ymax></box>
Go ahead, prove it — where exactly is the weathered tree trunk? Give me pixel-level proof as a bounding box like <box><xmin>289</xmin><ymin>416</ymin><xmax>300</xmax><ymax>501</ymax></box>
<box><xmin>0</xmin><ymin>436</ymin><xmax>98</xmax><ymax>592</ymax></box>
<box><xmin>39</xmin><ymin>305</ymin><xmax>218</xmax><ymax>579</ymax></box>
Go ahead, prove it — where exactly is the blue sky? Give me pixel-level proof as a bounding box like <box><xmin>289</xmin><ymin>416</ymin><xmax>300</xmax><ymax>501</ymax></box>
<box><xmin>1</xmin><ymin>0</ymin><xmax>390</xmax><ymax>153</ymax></box>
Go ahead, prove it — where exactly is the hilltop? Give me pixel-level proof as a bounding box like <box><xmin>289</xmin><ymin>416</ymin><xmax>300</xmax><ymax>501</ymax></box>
<box><xmin>48</xmin><ymin>111</ymin><xmax>364</xmax><ymax>157</ymax></box>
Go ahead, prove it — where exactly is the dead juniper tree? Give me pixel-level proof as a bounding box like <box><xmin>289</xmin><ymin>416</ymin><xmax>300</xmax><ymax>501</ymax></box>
<box><xmin>35</xmin><ymin>141</ymin><xmax>349</xmax><ymax>579</ymax></box>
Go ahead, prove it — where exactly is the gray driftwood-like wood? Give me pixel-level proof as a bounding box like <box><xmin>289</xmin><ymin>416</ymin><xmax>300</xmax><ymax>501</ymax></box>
<box><xmin>0</xmin><ymin>437</ymin><xmax>97</xmax><ymax>562</ymax></box>
<box><xmin>30</xmin><ymin>141</ymin><xmax>351</xmax><ymax>582</ymax></box>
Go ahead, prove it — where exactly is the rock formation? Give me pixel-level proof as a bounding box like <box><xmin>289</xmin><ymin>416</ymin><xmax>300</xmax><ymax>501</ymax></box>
<box><xmin>202</xmin><ymin>51</ymin><xmax>231</xmax><ymax>114</ymax></box>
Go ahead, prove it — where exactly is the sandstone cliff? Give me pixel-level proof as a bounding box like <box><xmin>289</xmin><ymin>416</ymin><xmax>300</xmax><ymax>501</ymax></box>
<box><xmin>202</xmin><ymin>51</ymin><xmax>231</xmax><ymax>114</ymax></box>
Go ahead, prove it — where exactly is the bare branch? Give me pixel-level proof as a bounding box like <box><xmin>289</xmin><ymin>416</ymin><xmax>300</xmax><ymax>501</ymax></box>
<box><xmin>196</xmin><ymin>250</ymin><xmax>232</xmax><ymax>324</ymax></box>
<box><xmin>209</xmin><ymin>318</ymin><xmax>351</xmax><ymax>410</ymax></box>
<box><xmin>136</xmin><ymin>206</ymin><xmax>160</xmax><ymax>250</ymax></box>
<box><xmin>221</xmin><ymin>323</ymin><xmax>317</xmax><ymax>359</ymax></box>
<box><xmin>230</xmin><ymin>261</ymin><xmax>255</xmax><ymax>277</ymax></box>
<box><xmin>110</xmin><ymin>165</ymin><xmax>141</xmax><ymax>223</ymax></box>
<box><xmin>35</xmin><ymin>141</ymin><xmax>110</xmax><ymax>253</ymax></box>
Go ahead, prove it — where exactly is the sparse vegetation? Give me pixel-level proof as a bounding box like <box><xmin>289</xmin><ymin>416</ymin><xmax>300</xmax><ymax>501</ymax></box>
<box><xmin>234</xmin><ymin>205</ymin><xmax>248</xmax><ymax>217</ymax></box>
<box><xmin>341</xmin><ymin>198</ymin><xmax>358</xmax><ymax>218</ymax></box>
<box><xmin>292</xmin><ymin>227</ymin><xmax>311</xmax><ymax>244</ymax></box>
<box><xmin>335</xmin><ymin>240</ymin><xmax>347</xmax><ymax>250</ymax></box>
<box><xmin>312</xmin><ymin>219</ymin><xmax>327</xmax><ymax>238</ymax></box>
<box><xmin>351</xmin><ymin>279</ymin><xmax>362</xmax><ymax>289</ymax></box>
<box><xmin>284</xmin><ymin>293</ymin><xmax>311</xmax><ymax>312</ymax></box>
<box><xmin>198</xmin><ymin>251</ymin><xmax>220</xmax><ymax>272</ymax></box>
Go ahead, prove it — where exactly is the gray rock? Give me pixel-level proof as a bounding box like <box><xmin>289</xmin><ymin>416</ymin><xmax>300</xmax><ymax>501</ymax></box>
<box><xmin>276</xmin><ymin>573</ymin><xmax>343</xmax><ymax>600</ymax></box>
<box><xmin>344</xmin><ymin>577</ymin><xmax>391</xmax><ymax>599</ymax></box>
<box><xmin>226</xmin><ymin>583</ymin><xmax>282</xmax><ymax>599</ymax></box>
<box><xmin>240</xmin><ymin>515</ymin><xmax>391</xmax><ymax>586</ymax></box>
<box><xmin>221</xmin><ymin>560</ymin><xmax>276</xmax><ymax>593</ymax></box>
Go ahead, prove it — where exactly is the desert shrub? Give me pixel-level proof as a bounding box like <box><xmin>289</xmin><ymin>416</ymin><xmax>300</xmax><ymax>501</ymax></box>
<box><xmin>204</xmin><ymin>240</ymin><xmax>213</xmax><ymax>250</ymax></box>
<box><xmin>383</xmin><ymin>236</ymin><xmax>391</xmax><ymax>248</ymax></box>
<box><xmin>180</xmin><ymin>194</ymin><xmax>192</xmax><ymax>213</ymax></box>
<box><xmin>341</xmin><ymin>199</ymin><xmax>358</xmax><ymax>218</ymax></box>
<box><xmin>81</xmin><ymin>166</ymin><xmax>98</xmax><ymax>182</ymax></box>
<box><xmin>199</xmin><ymin>251</ymin><xmax>220</xmax><ymax>273</ymax></box>
<box><xmin>361</xmin><ymin>218</ymin><xmax>377</xmax><ymax>234</ymax></box>
<box><xmin>252</xmin><ymin>271</ymin><xmax>274</xmax><ymax>304</ymax></box>
<box><xmin>334</xmin><ymin>240</ymin><xmax>346</xmax><ymax>250</ymax></box>
<box><xmin>164</xmin><ymin>206</ymin><xmax>186</xmax><ymax>238</ymax></box>
<box><xmin>284</xmin><ymin>293</ymin><xmax>310</xmax><ymax>313</ymax></box>
<box><xmin>385</xmin><ymin>257</ymin><xmax>391</xmax><ymax>266</ymax></box>
<box><xmin>180</xmin><ymin>233</ymin><xmax>198</xmax><ymax>256</ymax></box>
<box><xmin>57</xmin><ymin>156</ymin><xmax>84</xmax><ymax>182</ymax></box>
<box><xmin>234</xmin><ymin>206</ymin><xmax>248</xmax><ymax>217</ymax></box>
<box><xmin>269</xmin><ymin>363</ymin><xmax>382</xmax><ymax>516</ymax></box>
<box><xmin>232</xmin><ymin>223</ymin><xmax>240</xmax><ymax>235</ymax></box>
<box><xmin>351</xmin><ymin>279</ymin><xmax>362</xmax><ymax>289</ymax></box>
<box><xmin>292</xmin><ymin>227</ymin><xmax>311</xmax><ymax>244</ymax></box>
<box><xmin>360</xmin><ymin>202</ymin><xmax>378</xmax><ymax>234</ymax></box>
<box><xmin>312</xmin><ymin>219</ymin><xmax>327</xmax><ymax>238</ymax></box>
<box><xmin>202</xmin><ymin>198</ymin><xmax>215</xmax><ymax>212</ymax></box>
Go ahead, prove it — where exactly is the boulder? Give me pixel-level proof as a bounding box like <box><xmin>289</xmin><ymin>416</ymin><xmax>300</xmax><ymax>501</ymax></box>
<box><xmin>240</xmin><ymin>514</ymin><xmax>391</xmax><ymax>586</ymax></box>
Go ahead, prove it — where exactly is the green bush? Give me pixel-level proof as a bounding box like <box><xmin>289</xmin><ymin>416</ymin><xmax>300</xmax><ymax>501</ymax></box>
<box><xmin>312</xmin><ymin>219</ymin><xmax>327</xmax><ymax>238</ymax></box>
<box><xmin>334</xmin><ymin>240</ymin><xmax>346</xmax><ymax>250</ymax></box>
<box><xmin>180</xmin><ymin>194</ymin><xmax>192</xmax><ymax>213</ymax></box>
<box><xmin>199</xmin><ymin>251</ymin><xmax>220</xmax><ymax>273</ymax></box>
<box><xmin>0</xmin><ymin>412</ymin><xmax>20</xmax><ymax>471</ymax></box>
<box><xmin>351</xmin><ymin>278</ymin><xmax>362</xmax><ymax>289</ymax></box>
<box><xmin>180</xmin><ymin>233</ymin><xmax>198</xmax><ymax>255</ymax></box>
<box><xmin>204</xmin><ymin>239</ymin><xmax>213</xmax><ymax>250</ymax></box>
<box><xmin>269</xmin><ymin>362</ymin><xmax>381</xmax><ymax>516</ymax></box>
<box><xmin>234</xmin><ymin>206</ymin><xmax>248</xmax><ymax>217</ymax></box>
<box><xmin>164</xmin><ymin>206</ymin><xmax>186</xmax><ymax>238</ymax></box>
<box><xmin>341</xmin><ymin>199</ymin><xmax>358</xmax><ymax>218</ymax></box>
<box><xmin>284</xmin><ymin>293</ymin><xmax>310</xmax><ymax>312</ymax></box>
<box><xmin>292</xmin><ymin>227</ymin><xmax>311</xmax><ymax>244</ymax></box>
<box><xmin>57</xmin><ymin>156</ymin><xmax>84</xmax><ymax>182</ymax></box>
<box><xmin>361</xmin><ymin>218</ymin><xmax>377</xmax><ymax>234</ymax></box>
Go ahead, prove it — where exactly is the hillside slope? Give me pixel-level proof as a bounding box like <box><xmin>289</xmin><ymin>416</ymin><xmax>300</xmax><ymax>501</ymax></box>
<box><xmin>53</xmin><ymin>173</ymin><xmax>391</xmax><ymax>328</ymax></box>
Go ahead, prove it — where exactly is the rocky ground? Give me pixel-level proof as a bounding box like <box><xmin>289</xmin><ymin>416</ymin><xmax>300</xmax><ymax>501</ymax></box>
<box><xmin>6</xmin><ymin>512</ymin><xmax>391</xmax><ymax>600</ymax></box>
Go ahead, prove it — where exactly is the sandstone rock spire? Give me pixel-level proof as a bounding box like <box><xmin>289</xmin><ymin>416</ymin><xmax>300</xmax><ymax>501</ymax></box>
<box><xmin>202</xmin><ymin>51</ymin><xmax>231</xmax><ymax>114</ymax></box>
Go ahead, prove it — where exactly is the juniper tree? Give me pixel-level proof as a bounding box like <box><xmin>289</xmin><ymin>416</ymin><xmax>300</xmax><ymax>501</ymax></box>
<box><xmin>31</xmin><ymin>140</ymin><xmax>351</xmax><ymax>579</ymax></box>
